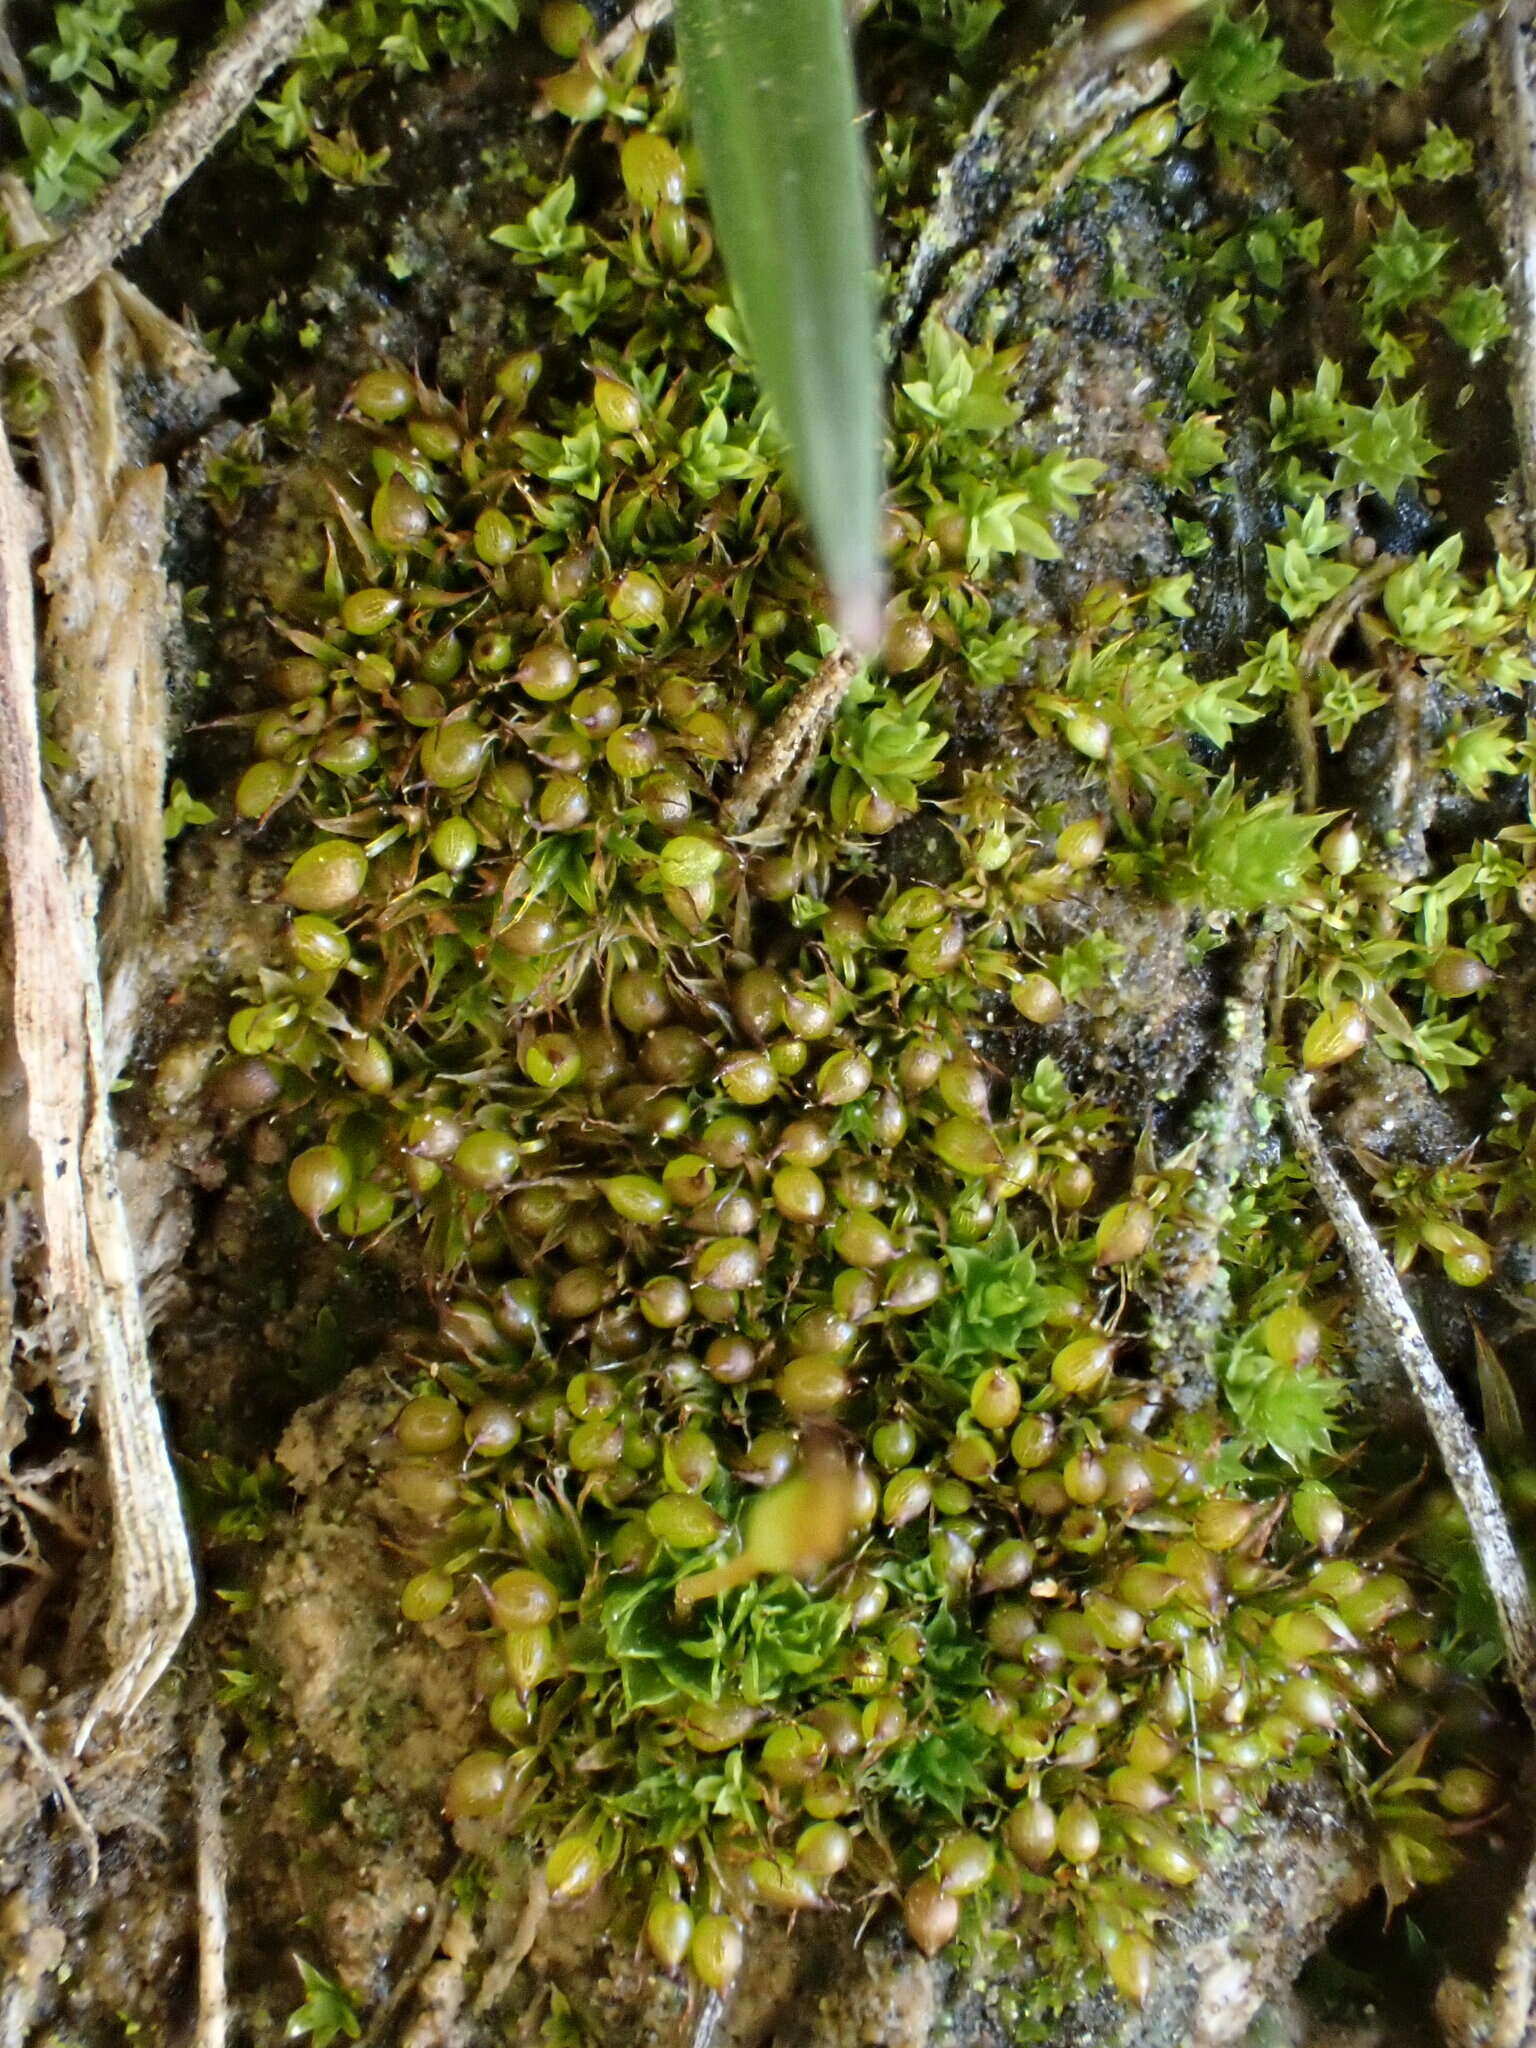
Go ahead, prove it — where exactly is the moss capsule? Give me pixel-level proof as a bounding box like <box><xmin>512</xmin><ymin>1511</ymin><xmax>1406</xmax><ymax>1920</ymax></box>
<box><xmin>444</xmin><ymin>1751</ymin><xmax>509</xmax><ymax>1820</ymax></box>
<box><xmin>689</xmin><ymin>1915</ymin><xmax>743</xmax><ymax>1991</ymax></box>
<box><xmin>287</xmin><ymin>1144</ymin><xmax>351</xmax><ymax>1223</ymax></box>
<box><xmin>1302</xmin><ymin>1000</ymin><xmax>1369</xmax><ymax>1069</ymax></box>
<box><xmin>282</xmin><ymin>840</ymin><xmax>368</xmax><ymax>913</ymax></box>
<box><xmin>903</xmin><ymin>1878</ymin><xmax>958</xmax><ymax>1957</ymax></box>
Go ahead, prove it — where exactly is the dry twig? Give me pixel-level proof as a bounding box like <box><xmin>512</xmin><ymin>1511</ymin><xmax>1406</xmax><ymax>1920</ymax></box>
<box><xmin>0</xmin><ymin>417</ymin><xmax>195</xmax><ymax>1742</ymax></box>
<box><xmin>1283</xmin><ymin>1076</ymin><xmax>1536</xmax><ymax>1712</ymax></box>
<box><xmin>1490</xmin><ymin>0</ymin><xmax>1536</xmax><ymax>542</ymax></box>
<box><xmin>720</xmin><ymin>645</ymin><xmax>860</xmax><ymax>837</ymax></box>
<box><xmin>193</xmin><ymin>1709</ymin><xmax>229</xmax><ymax>2048</ymax></box>
<box><xmin>0</xmin><ymin>0</ymin><xmax>325</xmax><ymax>359</ymax></box>
<box><xmin>0</xmin><ymin>1686</ymin><xmax>98</xmax><ymax>1881</ymax></box>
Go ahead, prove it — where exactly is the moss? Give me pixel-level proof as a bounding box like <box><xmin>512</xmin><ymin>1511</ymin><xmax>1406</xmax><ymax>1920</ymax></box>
<box><xmin>153</xmin><ymin>0</ymin><xmax>1536</xmax><ymax>2032</ymax></box>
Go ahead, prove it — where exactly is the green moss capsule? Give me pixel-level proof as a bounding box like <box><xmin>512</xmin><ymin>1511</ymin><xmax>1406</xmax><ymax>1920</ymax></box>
<box><xmin>451</xmin><ymin>1129</ymin><xmax>519</xmax><ymax>1189</ymax></box>
<box><xmin>546</xmin><ymin>1833</ymin><xmax>606</xmax><ymax>1901</ymax></box>
<box><xmin>400</xmin><ymin>1568</ymin><xmax>454</xmax><ymax>1622</ymax></box>
<box><xmin>421</xmin><ymin>718</ymin><xmax>490</xmax><ymax>789</ymax></box>
<box><xmin>444</xmin><ymin>1750</ymin><xmax>508</xmax><ymax>1820</ymax></box>
<box><xmin>645</xmin><ymin>1895</ymin><xmax>693</xmax><ymax>1970</ymax></box>
<box><xmin>689</xmin><ymin>1915</ymin><xmax>743</xmax><ymax>1991</ymax></box>
<box><xmin>1302</xmin><ymin>1000</ymin><xmax>1369</xmax><ymax>1070</ymax></box>
<box><xmin>1056</xmin><ymin>1797</ymin><xmax>1101</xmax><ymax>1865</ymax></box>
<box><xmin>818</xmin><ymin>1048</ymin><xmax>872</xmax><ymax>1105</ymax></box>
<box><xmin>970</xmin><ymin>1367</ymin><xmax>1021</xmax><ymax>1432</ymax></box>
<box><xmin>1094</xmin><ymin>1198</ymin><xmax>1155</xmax><ymax>1266</ymax></box>
<box><xmin>340</xmin><ymin>586</ymin><xmax>404</xmax><ymax>637</ymax></box>
<box><xmin>647</xmin><ymin>1494</ymin><xmax>724</xmax><ymax>1549</ymax></box>
<box><xmin>287</xmin><ymin>1144</ymin><xmax>351</xmax><ymax>1222</ymax></box>
<box><xmin>282</xmin><ymin>840</ymin><xmax>368</xmax><ymax>913</ymax></box>
<box><xmin>351</xmin><ymin>366</ymin><xmax>415</xmax><ymax>421</ymax></box>
<box><xmin>620</xmin><ymin>130</ymin><xmax>687</xmax><ymax>209</ymax></box>
<box><xmin>488</xmin><ymin>1570</ymin><xmax>559</xmax><ymax>1630</ymax></box>
<box><xmin>430</xmin><ymin>817</ymin><xmax>479</xmax><ymax>873</ymax></box>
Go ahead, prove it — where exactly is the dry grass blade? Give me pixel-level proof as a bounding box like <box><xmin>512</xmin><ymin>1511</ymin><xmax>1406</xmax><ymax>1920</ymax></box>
<box><xmin>0</xmin><ymin>0</ymin><xmax>326</xmax><ymax>358</ymax></box>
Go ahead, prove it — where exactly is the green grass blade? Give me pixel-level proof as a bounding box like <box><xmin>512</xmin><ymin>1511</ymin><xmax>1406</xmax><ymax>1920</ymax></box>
<box><xmin>673</xmin><ymin>0</ymin><xmax>885</xmax><ymax>653</ymax></box>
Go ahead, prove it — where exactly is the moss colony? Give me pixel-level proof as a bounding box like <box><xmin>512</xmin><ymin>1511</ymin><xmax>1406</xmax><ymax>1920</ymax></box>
<box><xmin>175</xmin><ymin>0</ymin><xmax>1536</xmax><ymax>2029</ymax></box>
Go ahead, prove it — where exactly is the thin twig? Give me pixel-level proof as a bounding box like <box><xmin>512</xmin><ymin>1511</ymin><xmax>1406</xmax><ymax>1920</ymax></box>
<box><xmin>0</xmin><ymin>0</ymin><xmax>325</xmax><ymax>359</ymax></box>
<box><xmin>592</xmin><ymin>0</ymin><xmax>874</xmax><ymax>71</ymax></box>
<box><xmin>594</xmin><ymin>0</ymin><xmax>672</xmax><ymax>70</ymax></box>
<box><xmin>1490</xmin><ymin>0</ymin><xmax>1536</xmax><ymax>544</ymax></box>
<box><xmin>1289</xmin><ymin>555</ymin><xmax>1399</xmax><ymax>811</ymax></box>
<box><xmin>1283</xmin><ymin>1075</ymin><xmax>1536</xmax><ymax>1717</ymax></box>
<box><xmin>0</xmin><ymin>1687</ymin><xmax>99</xmax><ymax>1882</ymax></box>
<box><xmin>193</xmin><ymin>1709</ymin><xmax>229</xmax><ymax>2048</ymax></box>
<box><xmin>356</xmin><ymin>1876</ymin><xmax>461</xmax><ymax>2048</ymax></box>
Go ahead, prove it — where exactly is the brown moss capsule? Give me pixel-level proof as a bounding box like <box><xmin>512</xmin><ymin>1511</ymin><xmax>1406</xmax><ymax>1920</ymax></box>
<box><xmin>883</xmin><ymin>611</ymin><xmax>933</xmax><ymax>674</ymax></box>
<box><xmin>640</xmin><ymin>1025</ymin><xmax>710</xmax><ymax>1087</ymax></box>
<box><xmin>1428</xmin><ymin>948</ymin><xmax>1494</xmax><ymax>997</ymax></box>
<box><xmin>692</xmin><ymin>1235</ymin><xmax>760</xmax><ymax>1291</ymax></box>
<box><xmin>1005</xmin><ymin>1797</ymin><xmax>1056</xmax><ymax>1866</ymax></box>
<box><xmin>903</xmin><ymin>1878</ymin><xmax>959</xmax><ymax>1957</ymax></box>
<box><xmin>549</xmin><ymin>1264</ymin><xmax>609</xmax><ymax>1320</ymax></box>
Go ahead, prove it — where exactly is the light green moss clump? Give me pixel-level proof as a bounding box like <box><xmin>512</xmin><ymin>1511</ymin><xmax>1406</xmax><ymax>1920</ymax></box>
<box><xmin>207</xmin><ymin>0</ymin><xmax>1536</xmax><ymax>2023</ymax></box>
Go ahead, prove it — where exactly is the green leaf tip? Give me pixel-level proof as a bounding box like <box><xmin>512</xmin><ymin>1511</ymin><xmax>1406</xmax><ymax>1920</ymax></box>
<box><xmin>674</xmin><ymin>0</ymin><xmax>886</xmax><ymax>655</ymax></box>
